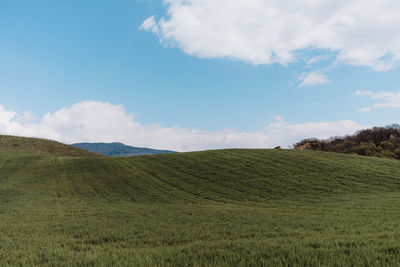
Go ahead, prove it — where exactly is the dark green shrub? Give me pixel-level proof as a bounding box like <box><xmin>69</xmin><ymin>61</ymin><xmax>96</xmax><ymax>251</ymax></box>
<box><xmin>357</xmin><ymin>142</ymin><xmax>377</xmax><ymax>156</ymax></box>
<box><xmin>380</xmin><ymin>141</ymin><xmax>395</xmax><ymax>151</ymax></box>
<box><xmin>293</xmin><ymin>125</ymin><xmax>400</xmax><ymax>160</ymax></box>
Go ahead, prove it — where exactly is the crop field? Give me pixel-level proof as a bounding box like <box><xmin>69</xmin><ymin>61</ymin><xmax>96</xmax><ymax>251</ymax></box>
<box><xmin>1</xmin><ymin>149</ymin><xmax>400</xmax><ymax>265</ymax></box>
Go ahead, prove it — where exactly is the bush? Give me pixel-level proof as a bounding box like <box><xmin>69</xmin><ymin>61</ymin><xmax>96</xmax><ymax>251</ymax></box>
<box><xmin>380</xmin><ymin>141</ymin><xmax>395</xmax><ymax>151</ymax></box>
<box><xmin>356</xmin><ymin>142</ymin><xmax>377</xmax><ymax>156</ymax></box>
<box><xmin>293</xmin><ymin>125</ymin><xmax>400</xmax><ymax>160</ymax></box>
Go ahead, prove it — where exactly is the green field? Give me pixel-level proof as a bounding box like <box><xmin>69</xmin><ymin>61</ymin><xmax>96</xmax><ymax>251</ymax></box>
<box><xmin>2</xmin><ymin>146</ymin><xmax>400</xmax><ymax>265</ymax></box>
<box><xmin>0</xmin><ymin>135</ymin><xmax>101</xmax><ymax>157</ymax></box>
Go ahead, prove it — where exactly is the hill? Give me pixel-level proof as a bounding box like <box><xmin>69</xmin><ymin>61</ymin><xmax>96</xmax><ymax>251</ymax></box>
<box><xmin>0</xmin><ymin>135</ymin><xmax>102</xmax><ymax>157</ymax></box>
<box><xmin>72</xmin><ymin>142</ymin><xmax>176</xmax><ymax>157</ymax></box>
<box><xmin>2</xmin><ymin>148</ymin><xmax>400</xmax><ymax>265</ymax></box>
<box><xmin>294</xmin><ymin>124</ymin><xmax>400</xmax><ymax>159</ymax></box>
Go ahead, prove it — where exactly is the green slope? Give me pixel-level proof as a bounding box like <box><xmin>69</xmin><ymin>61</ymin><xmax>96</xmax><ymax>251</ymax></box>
<box><xmin>2</xmin><ymin>148</ymin><xmax>400</xmax><ymax>265</ymax></box>
<box><xmin>0</xmin><ymin>135</ymin><xmax>102</xmax><ymax>157</ymax></box>
<box><xmin>5</xmin><ymin>149</ymin><xmax>400</xmax><ymax>202</ymax></box>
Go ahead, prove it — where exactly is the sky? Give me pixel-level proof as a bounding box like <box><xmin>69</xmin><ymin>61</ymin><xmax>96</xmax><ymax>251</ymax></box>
<box><xmin>1</xmin><ymin>0</ymin><xmax>400</xmax><ymax>151</ymax></box>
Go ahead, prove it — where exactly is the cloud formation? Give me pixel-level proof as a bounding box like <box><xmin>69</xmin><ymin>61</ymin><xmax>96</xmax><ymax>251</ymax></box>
<box><xmin>0</xmin><ymin>101</ymin><xmax>367</xmax><ymax>151</ymax></box>
<box><xmin>140</xmin><ymin>16</ymin><xmax>160</xmax><ymax>35</ymax></box>
<box><xmin>142</xmin><ymin>0</ymin><xmax>400</xmax><ymax>71</ymax></box>
<box><xmin>356</xmin><ymin>90</ymin><xmax>400</xmax><ymax>111</ymax></box>
<box><xmin>299</xmin><ymin>72</ymin><xmax>330</xmax><ymax>87</ymax></box>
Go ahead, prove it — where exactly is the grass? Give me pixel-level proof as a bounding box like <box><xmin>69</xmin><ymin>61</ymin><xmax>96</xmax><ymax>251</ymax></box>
<box><xmin>0</xmin><ymin>135</ymin><xmax>101</xmax><ymax>157</ymax></box>
<box><xmin>2</xmin><ymin>146</ymin><xmax>400</xmax><ymax>265</ymax></box>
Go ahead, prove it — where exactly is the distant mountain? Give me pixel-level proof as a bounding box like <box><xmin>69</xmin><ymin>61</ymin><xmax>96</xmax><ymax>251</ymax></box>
<box><xmin>72</xmin><ymin>142</ymin><xmax>177</xmax><ymax>157</ymax></box>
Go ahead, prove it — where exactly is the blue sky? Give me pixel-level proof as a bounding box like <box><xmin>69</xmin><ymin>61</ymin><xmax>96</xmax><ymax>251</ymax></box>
<box><xmin>1</xmin><ymin>0</ymin><xmax>400</xmax><ymax>151</ymax></box>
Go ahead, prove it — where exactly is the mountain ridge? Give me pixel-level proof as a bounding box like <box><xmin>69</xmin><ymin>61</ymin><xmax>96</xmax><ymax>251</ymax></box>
<box><xmin>72</xmin><ymin>142</ymin><xmax>177</xmax><ymax>157</ymax></box>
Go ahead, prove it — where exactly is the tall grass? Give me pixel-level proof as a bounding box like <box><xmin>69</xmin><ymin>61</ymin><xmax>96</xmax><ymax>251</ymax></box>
<box><xmin>1</xmin><ymin>149</ymin><xmax>400</xmax><ymax>265</ymax></box>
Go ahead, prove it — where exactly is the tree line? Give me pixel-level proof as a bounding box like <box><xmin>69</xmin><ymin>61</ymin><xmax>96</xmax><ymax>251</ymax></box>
<box><xmin>293</xmin><ymin>124</ymin><xmax>400</xmax><ymax>159</ymax></box>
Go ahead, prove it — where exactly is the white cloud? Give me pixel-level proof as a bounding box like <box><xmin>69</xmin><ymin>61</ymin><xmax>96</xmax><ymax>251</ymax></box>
<box><xmin>142</xmin><ymin>0</ymin><xmax>400</xmax><ymax>71</ymax></box>
<box><xmin>264</xmin><ymin>119</ymin><xmax>367</xmax><ymax>146</ymax></box>
<box><xmin>139</xmin><ymin>16</ymin><xmax>160</xmax><ymax>35</ymax></box>
<box><xmin>355</xmin><ymin>90</ymin><xmax>400</xmax><ymax>111</ymax></box>
<box><xmin>299</xmin><ymin>72</ymin><xmax>329</xmax><ymax>87</ymax></box>
<box><xmin>0</xmin><ymin>101</ymin><xmax>367</xmax><ymax>151</ymax></box>
<box><xmin>357</xmin><ymin>107</ymin><xmax>372</xmax><ymax>112</ymax></box>
<box><xmin>306</xmin><ymin>55</ymin><xmax>331</xmax><ymax>65</ymax></box>
<box><xmin>15</xmin><ymin>111</ymin><xmax>36</xmax><ymax>125</ymax></box>
<box><xmin>273</xmin><ymin>115</ymin><xmax>284</xmax><ymax>122</ymax></box>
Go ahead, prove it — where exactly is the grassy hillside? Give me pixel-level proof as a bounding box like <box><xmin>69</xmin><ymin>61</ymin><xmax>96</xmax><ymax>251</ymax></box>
<box><xmin>2</xmin><ymin>148</ymin><xmax>400</xmax><ymax>265</ymax></box>
<box><xmin>0</xmin><ymin>135</ymin><xmax>102</xmax><ymax>157</ymax></box>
